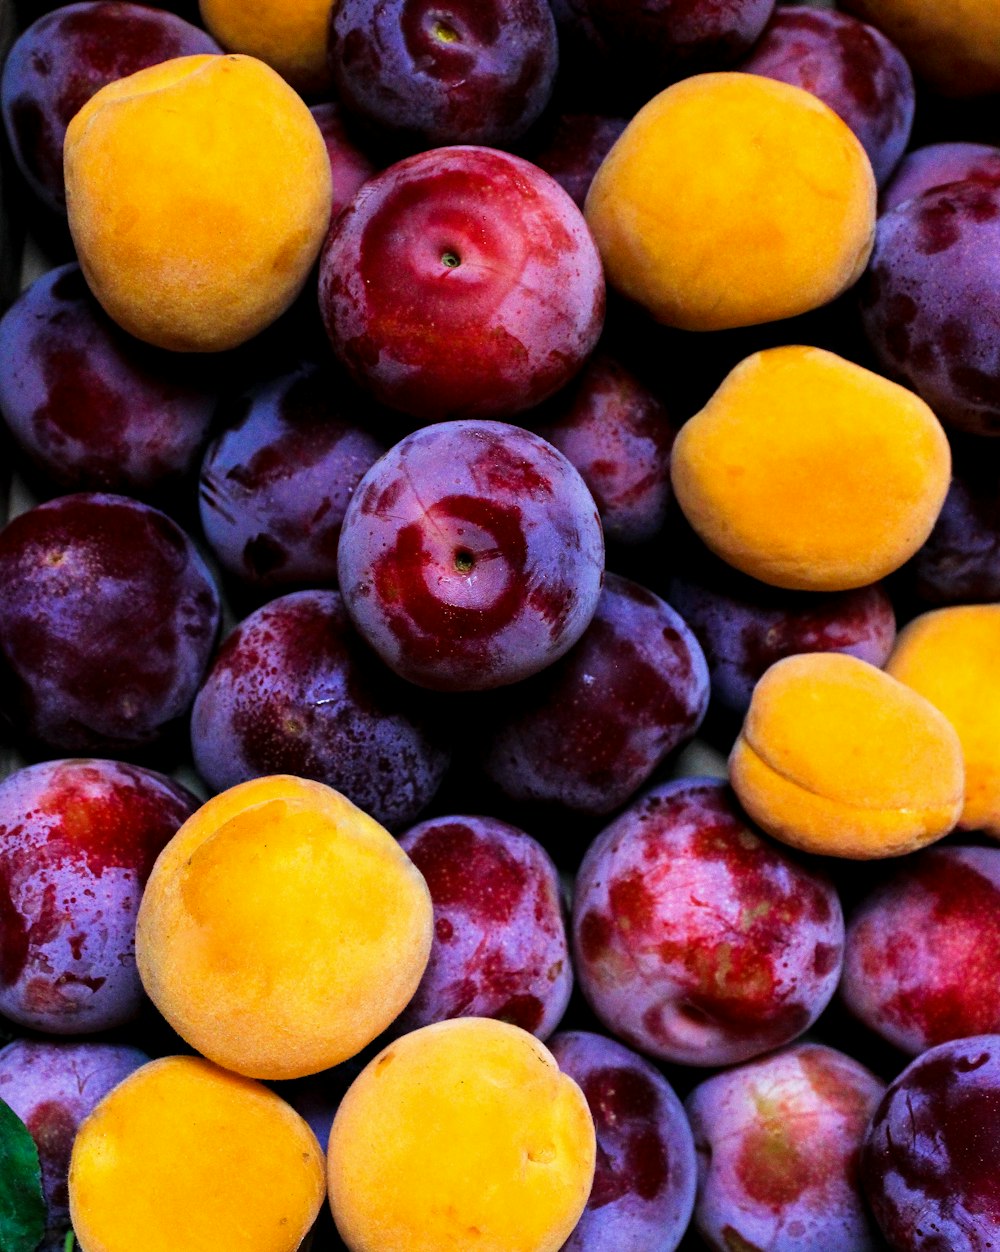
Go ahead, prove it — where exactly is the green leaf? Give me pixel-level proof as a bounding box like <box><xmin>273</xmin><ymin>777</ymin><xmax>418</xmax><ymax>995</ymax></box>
<box><xmin>0</xmin><ymin>1098</ymin><xmax>46</xmax><ymax>1252</ymax></box>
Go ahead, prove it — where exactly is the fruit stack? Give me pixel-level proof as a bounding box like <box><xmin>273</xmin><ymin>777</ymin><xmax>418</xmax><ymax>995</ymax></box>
<box><xmin>0</xmin><ymin>0</ymin><xmax>998</xmax><ymax>1249</ymax></box>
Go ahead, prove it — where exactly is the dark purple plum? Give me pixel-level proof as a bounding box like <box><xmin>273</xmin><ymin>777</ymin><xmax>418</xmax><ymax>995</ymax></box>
<box><xmin>319</xmin><ymin>146</ymin><xmax>605</xmax><ymax>421</ymax></box>
<box><xmin>0</xmin><ymin>264</ymin><xmax>216</xmax><ymax>496</ymax></box>
<box><xmin>842</xmin><ymin>846</ymin><xmax>1000</xmax><ymax>1056</ymax></box>
<box><xmin>328</xmin><ymin>0</ymin><xmax>558</xmax><ymax>149</ymax></box>
<box><xmin>337</xmin><ymin>421</ymin><xmax>604</xmax><ymax>691</ymax></box>
<box><xmin>740</xmin><ymin>5</ymin><xmax>914</xmax><ymax>186</ymax></box>
<box><xmin>0</xmin><ymin>1</ymin><xmax>219</xmax><ymax>214</ymax></box>
<box><xmin>908</xmin><ymin>454</ymin><xmax>1000</xmax><ymax>605</ymax></box>
<box><xmin>861</xmin><ymin>179</ymin><xmax>1000</xmax><ymax>435</ymax></box>
<box><xmin>0</xmin><ymin>1040</ymin><xmax>149</xmax><ymax>1250</ymax></box>
<box><xmin>572</xmin><ymin>777</ymin><xmax>844</xmax><ymax>1066</ymax></box>
<box><xmin>532</xmin><ymin>354</ymin><xmax>675</xmax><ymax>545</ymax></box>
<box><xmin>668</xmin><ymin>569</ymin><xmax>896</xmax><ymax>716</ymax></box>
<box><xmin>881</xmin><ymin>142</ymin><xmax>1000</xmax><ymax>214</ymax></box>
<box><xmin>481</xmin><ymin>574</ymin><xmax>708</xmax><ymax>815</ymax></box>
<box><xmin>687</xmin><ymin>1043</ymin><xmax>886</xmax><ymax>1252</ymax></box>
<box><xmin>198</xmin><ymin>366</ymin><xmax>386</xmax><ymax>591</ymax></box>
<box><xmin>191</xmin><ymin>590</ymin><xmax>451</xmax><ymax>829</ymax></box>
<box><xmin>526</xmin><ymin>114</ymin><xmax>628</xmax><ymax>211</ymax></box>
<box><xmin>395</xmin><ymin>815</ymin><xmax>571</xmax><ymax>1037</ymax></box>
<box><xmin>550</xmin><ymin>1031</ymin><xmax>696</xmax><ymax>1251</ymax></box>
<box><xmin>309</xmin><ymin>102</ymin><xmax>377</xmax><ymax>221</ymax></box>
<box><xmin>862</xmin><ymin>1035</ymin><xmax>1000</xmax><ymax>1250</ymax></box>
<box><xmin>0</xmin><ymin>759</ymin><xmax>197</xmax><ymax>1033</ymax></box>
<box><xmin>0</xmin><ymin>493</ymin><xmax>220</xmax><ymax>754</ymax></box>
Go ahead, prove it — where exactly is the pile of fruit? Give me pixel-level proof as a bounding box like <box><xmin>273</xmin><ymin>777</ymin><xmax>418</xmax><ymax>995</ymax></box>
<box><xmin>0</xmin><ymin>0</ymin><xmax>999</xmax><ymax>1247</ymax></box>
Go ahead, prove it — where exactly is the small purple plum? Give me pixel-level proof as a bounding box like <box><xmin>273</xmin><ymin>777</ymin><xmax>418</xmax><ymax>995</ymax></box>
<box><xmin>908</xmin><ymin>452</ymin><xmax>1000</xmax><ymax>605</ymax></box>
<box><xmin>191</xmin><ymin>590</ymin><xmax>451</xmax><ymax>829</ymax></box>
<box><xmin>572</xmin><ymin>777</ymin><xmax>844</xmax><ymax>1066</ymax></box>
<box><xmin>0</xmin><ymin>493</ymin><xmax>220</xmax><ymax>754</ymax></box>
<box><xmin>337</xmin><ymin>421</ymin><xmax>604</xmax><ymax>691</ymax></box>
<box><xmin>687</xmin><ymin>1043</ymin><xmax>886</xmax><ymax>1251</ymax></box>
<box><xmin>550</xmin><ymin>1031</ymin><xmax>697</xmax><ymax>1251</ymax></box>
<box><xmin>0</xmin><ymin>759</ymin><xmax>197</xmax><ymax>1033</ymax></box>
<box><xmin>319</xmin><ymin>145</ymin><xmax>605</xmax><ymax>421</ymax></box>
<box><xmin>526</xmin><ymin>114</ymin><xmax>628</xmax><ymax>211</ymax></box>
<box><xmin>395</xmin><ymin>815</ymin><xmax>571</xmax><ymax>1037</ymax></box>
<box><xmin>0</xmin><ymin>1040</ymin><xmax>149</xmax><ymax>1250</ymax></box>
<box><xmin>881</xmin><ymin>142</ymin><xmax>1000</xmax><ymax>214</ymax></box>
<box><xmin>481</xmin><ymin>574</ymin><xmax>708</xmax><ymax>815</ymax></box>
<box><xmin>309</xmin><ymin>102</ymin><xmax>377</xmax><ymax>221</ymax></box>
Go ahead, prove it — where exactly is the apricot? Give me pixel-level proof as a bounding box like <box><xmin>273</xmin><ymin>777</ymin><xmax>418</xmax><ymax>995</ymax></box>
<box><xmin>64</xmin><ymin>54</ymin><xmax>332</xmax><ymax>353</ymax></box>
<box><xmin>135</xmin><ymin>776</ymin><xmax>433</xmax><ymax>1080</ymax></box>
<box><xmin>843</xmin><ymin>0</ymin><xmax>1000</xmax><ymax>97</ymax></box>
<box><xmin>729</xmin><ymin>653</ymin><xmax>964</xmax><ymax>859</ymax></box>
<box><xmin>69</xmin><ymin>1055</ymin><xmax>325</xmax><ymax>1252</ymax></box>
<box><xmin>670</xmin><ymin>346</ymin><xmax>951</xmax><ymax>591</ymax></box>
<box><xmin>887</xmin><ymin>606</ymin><xmax>1000</xmax><ymax>838</ymax></box>
<box><xmin>584</xmin><ymin>73</ymin><xmax>876</xmax><ymax>331</ymax></box>
<box><xmin>328</xmin><ymin>1018</ymin><xmax>596</xmax><ymax>1252</ymax></box>
<box><xmin>199</xmin><ymin>0</ymin><xmax>334</xmax><ymax>94</ymax></box>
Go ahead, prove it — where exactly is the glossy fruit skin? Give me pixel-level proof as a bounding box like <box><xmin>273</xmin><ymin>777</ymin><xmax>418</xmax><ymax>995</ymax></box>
<box><xmin>0</xmin><ymin>493</ymin><xmax>220</xmax><ymax>754</ymax></box>
<box><xmin>0</xmin><ymin>264</ymin><xmax>216</xmax><ymax>496</ymax></box>
<box><xmin>190</xmin><ymin>590</ymin><xmax>451</xmax><ymax>829</ymax></box>
<box><xmin>862</xmin><ymin>1035</ymin><xmax>1000</xmax><ymax>1251</ymax></box>
<box><xmin>319</xmin><ymin>145</ymin><xmax>605</xmax><ymax>421</ymax></box>
<box><xmin>550</xmin><ymin>1030</ymin><xmax>697</xmax><ymax>1252</ymax></box>
<box><xmin>396</xmin><ymin>815</ymin><xmax>572</xmax><ymax>1038</ymax></box>
<box><xmin>572</xmin><ymin>777</ymin><xmax>844</xmax><ymax>1067</ymax></box>
<box><xmin>881</xmin><ymin>142</ymin><xmax>1000</xmax><ymax>214</ymax></box>
<box><xmin>337</xmin><ymin>420</ymin><xmax>605</xmax><ymax>692</ymax></box>
<box><xmin>861</xmin><ymin>179</ymin><xmax>1000</xmax><ymax>435</ymax></box>
<box><xmin>481</xmin><ymin>574</ymin><xmax>709</xmax><ymax>815</ymax></box>
<box><xmin>527</xmin><ymin>114</ymin><xmax>628</xmax><ymax>211</ymax></box>
<box><xmin>0</xmin><ymin>759</ymin><xmax>197</xmax><ymax>1033</ymax></box>
<box><xmin>328</xmin><ymin>0</ymin><xmax>558</xmax><ymax>149</ymax></box>
<box><xmin>308</xmin><ymin>102</ymin><xmax>376</xmax><ymax>221</ymax></box>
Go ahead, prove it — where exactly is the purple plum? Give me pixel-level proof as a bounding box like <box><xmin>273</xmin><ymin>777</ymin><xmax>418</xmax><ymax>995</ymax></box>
<box><xmin>526</xmin><ymin>114</ymin><xmax>628</xmax><ymax>211</ymax></box>
<box><xmin>309</xmin><ymin>102</ymin><xmax>377</xmax><ymax>222</ymax></box>
<box><xmin>881</xmin><ymin>142</ymin><xmax>1000</xmax><ymax>215</ymax></box>
<box><xmin>908</xmin><ymin>453</ymin><xmax>1000</xmax><ymax>605</ymax></box>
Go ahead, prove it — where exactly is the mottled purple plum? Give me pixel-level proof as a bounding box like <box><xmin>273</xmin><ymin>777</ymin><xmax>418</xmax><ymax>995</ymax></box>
<box><xmin>908</xmin><ymin>455</ymin><xmax>1000</xmax><ymax>605</ymax></box>
<box><xmin>550</xmin><ymin>1031</ymin><xmax>696</xmax><ymax>1251</ymax></box>
<box><xmin>687</xmin><ymin>1043</ymin><xmax>886</xmax><ymax>1252</ymax></box>
<box><xmin>881</xmin><ymin>143</ymin><xmax>1000</xmax><ymax>214</ymax></box>
<box><xmin>668</xmin><ymin>570</ymin><xmax>896</xmax><ymax>716</ymax></box>
<box><xmin>0</xmin><ymin>759</ymin><xmax>197</xmax><ymax>1033</ymax></box>
<box><xmin>740</xmin><ymin>5</ymin><xmax>914</xmax><ymax>186</ymax></box>
<box><xmin>481</xmin><ymin>574</ymin><xmax>708</xmax><ymax>815</ymax></box>
<box><xmin>842</xmin><ymin>846</ymin><xmax>1000</xmax><ymax>1056</ymax></box>
<box><xmin>0</xmin><ymin>493</ymin><xmax>220</xmax><ymax>754</ymax></box>
<box><xmin>532</xmin><ymin>354</ymin><xmax>675</xmax><ymax>545</ymax></box>
<box><xmin>198</xmin><ymin>366</ymin><xmax>385</xmax><ymax>591</ymax></box>
<box><xmin>0</xmin><ymin>1040</ymin><xmax>149</xmax><ymax>1250</ymax></box>
<box><xmin>861</xmin><ymin>179</ymin><xmax>1000</xmax><ymax>435</ymax></box>
<box><xmin>309</xmin><ymin>102</ymin><xmax>377</xmax><ymax>221</ymax></box>
<box><xmin>329</xmin><ymin>0</ymin><xmax>557</xmax><ymax>149</ymax></box>
<box><xmin>0</xmin><ymin>1</ymin><xmax>219</xmax><ymax>214</ymax></box>
<box><xmin>862</xmin><ymin>1035</ymin><xmax>1000</xmax><ymax>1251</ymax></box>
<box><xmin>337</xmin><ymin>421</ymin><xmax>604</xmax><ymax>691</ymax></box>
<box><xmin>319</xmin><ymin>146</ymin><xmax>605</xmax><ymax>421</ymax></box>
<box><xmin>527</xmin><ymin>114</ymin><xmax>628</xmax><ymax>211</ymax></box>
<box><xmin>395</xmin><ymin>816</ymin><xmax>571</xmax><ymax>1037</ymax></box>
<box><xmin>0</xmin><ymin>264</ymin><xmax>216</xmax><ymax>496</ymax></box>
<box><xmin>191</xmin><ymin>590</ymin><xmax>451</xmax><ymax>829</ymax></box>
<box><xmin>572</xmin><ymin>778</ymin><xmax>844</xmax><ymax>1066</ymax></box>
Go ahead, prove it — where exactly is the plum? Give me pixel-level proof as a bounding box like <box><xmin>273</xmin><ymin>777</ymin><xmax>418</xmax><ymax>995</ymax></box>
<box><xmin>908</xmin><ymin>452</ymin><xmax>1000</xmax><ymax>605</ymax></box>
<box><xmin>309</xmin><ymin>103</ymin><xmax>377</xmax><ymax>222</ymax></box>
<box><xmin>881</xmin><ymin>142</ymin><xmax>1000</xmax><ymax>214</ymax></box>
<box><xmin>337</xmin><ymin>421</ymin><xmax>604</xmax><ymax>691</ymax></box>
<box><xmin>572</xmin><ymin>777</ymin><xmax>844</xmax><ymax>1066</ymax></box>
<box><xmin>526</xmin><ymin>114</ymin><xmax>628</xmax><ymax>211</ymax></box>
<box><xmin>395</xmin><ymin>815</ymin><xmax>572</xmax><ymax>1037</ymax></box>
<box><xmin>0</xmin><ymin>759</ymin><xmax>197</xmax><ymax>1033</ymax></box>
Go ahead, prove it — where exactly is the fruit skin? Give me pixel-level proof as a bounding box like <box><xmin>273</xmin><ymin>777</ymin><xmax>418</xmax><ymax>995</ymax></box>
<box><xmin>69</xmin><ymin>1055</ymin><xmax>326</xmax><ymax>1252</ymax></box>
<box><xmin>200</xmin><ymin>0</ymin><xmax>335</xmax><ymax>93</ymax></box>
<box><xmin>309</xmin><ymin>103</ymin><xmax>377</xmax><ymax>221</ymax></box>
<box><xmin>881</xmin><ymin>142</ymin><xmax>1000</xmax><ymax>214</ymax></box>
<box><xmin>729</xmin><ymin>653</ymin><xmax>965</xmax><ymax>859</ymax></box>
<box><xmin>337</xmin><ymin>420</ymin><xmax>604</xmax><ymax>692</ymax></box>
<box><xmin>572</xmin><ymin>777</ymin><xmax>844</xmax><ymax>1067</ymax></box>
<box><xmin>327</xmin><ymin>1018</ymin><xmax>596</xmax><ymax>1252</ymax></box>
<box><xmin>64</xmin><ymin>54</ymin><xmax>333</xmax><ymax>352</ymax></box>
<box><xmin>687</xmin><ymin>1043</ymin><xmax>886</xmax><ymax>1252</ymax></box>
<box><xmin>907</xmin><ymin>453</ymin><xmax>1000</xmax><ymax>605</ymax></box>
<box><xmin>549</xmin><ymin>1030</ymin><xmax>697</xmax><ymax>1252</ymax></box>
<box><xmin>670</xmin><ymin>346</ymin><xmax>951</xmax><ymax>591</ymax></box>
<box><xmin>527</xmin><ymin>115</ymin><xmax>628</xmax><ymax>212</ymax></box>
<box><xmin>0</xmin><ymin>1040</ymin><xmax>149</xmax><ymax>1252</ymax></box>
<box><xmin>585</xmin><ymin>73</ymin><xmax>876</xmax><ymax>331</ymax></box>
<box><xmin>135</xmin><ymin>775</ymin><xmax>434</xmax><ymax>1080</ymax></box>
<box><xmin>320</xmin><ymin>145</ymin><xmax>605</xmax><ymax>421</ymax></box>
